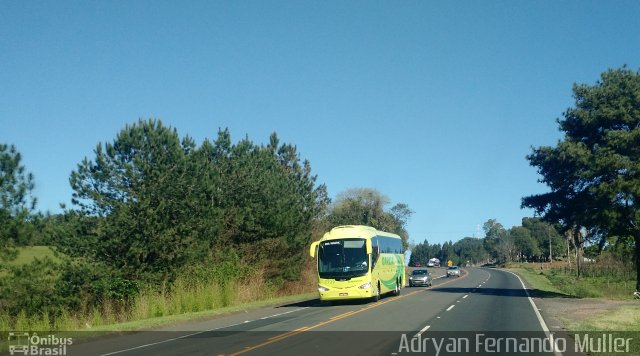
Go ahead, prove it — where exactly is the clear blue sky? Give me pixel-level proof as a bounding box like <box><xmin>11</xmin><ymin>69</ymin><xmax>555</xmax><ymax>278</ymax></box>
<box><xmin>2</xmin><ymin>1</ymin><xmax>639</xmax><ymax>245</ymax></box>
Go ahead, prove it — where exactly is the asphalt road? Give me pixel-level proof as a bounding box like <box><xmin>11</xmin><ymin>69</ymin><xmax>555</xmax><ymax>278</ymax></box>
<box><xmin>65</xmin><ymin>268</ymin><xmax>571</xmax><ymax>356</ymax></box>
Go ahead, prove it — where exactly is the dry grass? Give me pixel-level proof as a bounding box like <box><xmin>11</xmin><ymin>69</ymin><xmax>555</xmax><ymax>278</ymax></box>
<box><xmin>280</xmin><ymin>258</ymin><xmax>318</xmax><ymax>295</ymax></box>
<box><xmin>564</xmin><ymin>305</ymin><xmax>640</xmax><ymax>331</ymax></box>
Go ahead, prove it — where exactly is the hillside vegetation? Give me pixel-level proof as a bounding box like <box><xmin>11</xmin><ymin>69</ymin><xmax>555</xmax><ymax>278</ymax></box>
<box><xmin>0</xmin><ymin>122</ymin><xmax>412</xmax><ymax>331</ymax></box>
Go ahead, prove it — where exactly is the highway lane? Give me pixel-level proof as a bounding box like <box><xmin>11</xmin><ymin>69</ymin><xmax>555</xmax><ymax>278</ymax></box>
<box><xmin>67</xmin><ymin>268</ymin><xmax>563</xmax><ymax>356</ymax></box>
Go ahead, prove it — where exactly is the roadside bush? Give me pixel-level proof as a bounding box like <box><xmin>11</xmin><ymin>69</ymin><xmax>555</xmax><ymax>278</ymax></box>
<box><xmin>0</xmin><ymin>258</ymin><xmax>62</xmax><ymax>320</ymax></box>
<box><xmin>0</xmin><ymin>256</ymin><xmax>143</xmax><ymax>329</ymax></box>
<box><xmin>56</xmin><ymin>259</ymin><xmax>139</xmax><ymax>312</ymax></box>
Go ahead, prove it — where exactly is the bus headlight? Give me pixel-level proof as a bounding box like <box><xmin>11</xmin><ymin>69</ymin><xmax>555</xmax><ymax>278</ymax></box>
<box><xmin>318</xmin><ymin>285</ymin><xmax>329</xmax><ymax>292</ymax></box>
<box><xmin>358</xmin><ymin>282</ymin><xmax>371</xmax><ymax>289</ymax></box>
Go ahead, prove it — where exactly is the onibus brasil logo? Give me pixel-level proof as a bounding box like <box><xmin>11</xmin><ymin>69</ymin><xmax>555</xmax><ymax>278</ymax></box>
<box><xmin>8</xmin><ymin>332</ymin><xmax>73</xmax><ymax>355</ymax></box>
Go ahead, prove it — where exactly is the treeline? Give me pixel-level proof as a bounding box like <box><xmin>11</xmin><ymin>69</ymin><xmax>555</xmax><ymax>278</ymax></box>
<box><xmin>481</xmin><ymin>218</ymin><xmax>564</xmax><ymax>264</ymax></box>
<box><xmin>67</xmin><ymin>121</ymin><xmax>329</xmax><ymax>284</ymax></box>
<box><xmin>410</xmin><ymin>215</ymin><xmax>635</xmax><ymax>272</ymax></box>
<box><xmin>0</xmin><ymin>120</ymin><xmax>413</xmax><ymax>329</ymax></box>
<box><xmin>409</xmin><ymin>217</ymin><xmax>563</xmax><ymax>267</ymax></box>
<box><xmin>1</xmin><ymin>120</ymin><xmax>329</xmax><ymax>325</ymax></box>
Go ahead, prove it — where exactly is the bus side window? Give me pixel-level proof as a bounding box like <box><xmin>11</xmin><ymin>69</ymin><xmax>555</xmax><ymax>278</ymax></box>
<box><xmin>371</xmin><ymin>246</ymin><xmax>379</xmax><ymax>268</ymax></box>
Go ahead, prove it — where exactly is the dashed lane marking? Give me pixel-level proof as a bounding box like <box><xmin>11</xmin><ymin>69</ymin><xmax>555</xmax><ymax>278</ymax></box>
<box><xmin>415</xmin><ymin>325</ymin><xmax>431</xmax><ymax>337</ymax></box>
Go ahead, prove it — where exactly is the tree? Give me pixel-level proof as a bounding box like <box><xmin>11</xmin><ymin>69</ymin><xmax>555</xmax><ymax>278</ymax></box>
<box><xmin>442</xmin><ymin>240</ymin><xmax>455</xmax><ymax>263</ymax></box>
<box><xmin>482</xmin><ymin>219</ymin><xmax>506</xmax><ymax>260</ymax></box>
<box><xmin>408</xmin><ymin>239</ymin><xmax>429</xmax><ymax>267</ymax></box>
<box><xmin>523</xmin><ymin>67</ymin><xmax>640</xmax><ymax>291</ymax></box>
<box><xmin>327</xmin><ymin>188</ymin><xmax>413</xmax><ymax>250</ymax></box>
<box><xmin>0</xmin><ymin>144</ymin><xmax>35</xmax><ymax>216</ymax></box>
<box><xmin>328</xmin><ymin>188</ymin><xmax>389</xmax><ymax>227</ymax></box>
<box><xmin>510</xmin><ymin>226</ymin><xmax>540</xmax><ymax>262</ymax></box>
<box><xmin>70</xmin><ymin>121</ymin><xmax>328</xmax><ymax>284</ymax></box>
<box><xmin>70</xmin><ymin>119</ymin><xmax>208</xmax><ymax>282</ymax></box>
<box><xmin>210</xmin><ymin>131</ymin><xmax>329</xmax><ymax>280</ymax></box>
<box><xmin>453</xmin><ymin>237</ymin><xmax>487</xmax><ymax>266</ymax></box>
<box><xmin>0</xmin><ymin>144</ymin><xmax>36</xmax><ymax>266</ymax></box>
<box><xmin>521</xmin><ymin>217</ymin><xmax>564</xmax><ymax>261</ymax></box>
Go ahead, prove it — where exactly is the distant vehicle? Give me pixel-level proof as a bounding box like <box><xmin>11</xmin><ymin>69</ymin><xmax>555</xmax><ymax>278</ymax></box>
<box><xmin>408</xmin><ymin>269</ymin><xmax>432</xmax><ymax>287</ymax></box>
<box><xmin>447</xmin><ymin>266</ymin><xmax>460</xmax><ymax>277</ymax></box>
<box><xmin>428</xmin><ymin>258</ymin><xmax>440</xmax><ymax>267</ymax></box>
<box><xmin>414</xmin><ymin>262</ymin><xmax>421</xmax><ymax>267</ymax></box>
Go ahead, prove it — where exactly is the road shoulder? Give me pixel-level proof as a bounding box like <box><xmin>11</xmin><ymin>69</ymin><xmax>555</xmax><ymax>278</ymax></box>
<box><xmin>507</xmin><ymin>268</ymin><xmax>639</xmax><ymax>332</ymax></box>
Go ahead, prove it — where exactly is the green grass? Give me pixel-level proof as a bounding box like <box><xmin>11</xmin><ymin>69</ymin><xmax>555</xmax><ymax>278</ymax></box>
<box><xmin>507</xmin><ymin>267</ymin><xmax>565</xmax><ymax>295</ymax></box>
<box><xmin>8</xmin><ymin>246</ymin><xmax>60</xmax><ymax>266</ymax></box>
<box><xmin>546</xmin><ymin>269</ymin><xmax>634</xmax><ymax>299</ymax></box>
<box><xmin>507</xmin><ymin>263</ymin><xmax>635</xmax><ymax>300</ymax></box>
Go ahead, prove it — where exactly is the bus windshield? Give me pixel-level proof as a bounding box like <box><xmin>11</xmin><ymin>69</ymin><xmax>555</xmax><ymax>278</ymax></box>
<box><xmin>318</xmin><ymin>239</ymin><xmax>368</xmax><ymax>279</ymax></box>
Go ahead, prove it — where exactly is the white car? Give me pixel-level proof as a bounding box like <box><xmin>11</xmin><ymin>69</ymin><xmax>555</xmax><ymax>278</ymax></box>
<box><xmin>409</xmin><ymin>269</ymin><xmax>433</xmax><ymax>287</ymax></box>
<box><xmin>446</xmin><ymin>266</ymin><xmax>460</xmax><ymax>277</ymax></box>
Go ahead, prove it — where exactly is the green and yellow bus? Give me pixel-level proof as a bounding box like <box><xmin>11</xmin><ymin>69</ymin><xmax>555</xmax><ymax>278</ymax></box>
<box><xmin>309</xmin><ymin>225</ymin><xmax>405</xmax><ymax>302</ymax></box>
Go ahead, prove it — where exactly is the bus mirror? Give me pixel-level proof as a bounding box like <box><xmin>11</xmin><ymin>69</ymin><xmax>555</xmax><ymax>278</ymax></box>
<box><xmin>310</xmin><ymin>241</ymin><xmax>319</xmax><ymax>258</ymax></box>
<box><xmin>366</xmin><ymin>240</ymin><xmax>372</xmax><ymax>254</ymax></box>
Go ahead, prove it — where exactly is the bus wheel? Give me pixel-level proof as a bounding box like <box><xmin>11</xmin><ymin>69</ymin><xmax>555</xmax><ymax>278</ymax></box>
<box><xmin>373</xmin><ymin>283</ymin><xmax>381</xmax><ymax>302</ymax></box>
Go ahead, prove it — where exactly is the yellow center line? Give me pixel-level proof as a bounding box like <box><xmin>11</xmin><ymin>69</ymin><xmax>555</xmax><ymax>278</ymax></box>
<box><xmin>329</xmin><ymin>310</ymin><xmax>358</xmax><ymax>320</ymax></box>
<box><xmin>266</xmin><ymin>326</ymin><xmax>309</xmax><ymax>341</ymax></box>
<box><xmin>227</xmin><ymin>269</ymin><xmax>471</xmax><ymax>356</ymax></box>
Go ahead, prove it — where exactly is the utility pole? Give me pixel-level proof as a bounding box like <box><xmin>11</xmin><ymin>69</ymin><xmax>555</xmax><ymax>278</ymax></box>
<box><xmin>566</xmin><ymin>233</ymin><xmax>571</xmax><ymax>268</ymax></box>
<box><xmin>548</xmin><ymin>226</ymin><xmax>553</xmax><ymax>263</ymax></box>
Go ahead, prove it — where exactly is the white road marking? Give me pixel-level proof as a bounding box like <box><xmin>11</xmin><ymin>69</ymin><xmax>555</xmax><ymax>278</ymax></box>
<box><xmin>446</xmin><ymin>305</ymin><xmax>455</xmax><ymax>311</ymax></box>
<box><xmin>100</xmin><ymin>307</ymin><xmax>309</xmax><ymax>355</ymax></box>
<box><xmin>262</xmin><ymin>307</ymin><xmax>309</xmax><ymax>319</ymax></box>
<box><xmin>502</xmin><ymin>269</ymin><xmax>563</xmax><ymax>356</ymax></box>
<box><xmin>415</xmin><ymin>325</ymin><xmax>431</xmax><ymax>337</ymax></box>
<box><xmin>462</xmin><ymin>295</ymin><xmax>468</xmax><ymax>299</ymax></box>
<box><xmin>101</xmin><ymin>329</ymin><xmax>225</xmax><ymax>355</ymax></box>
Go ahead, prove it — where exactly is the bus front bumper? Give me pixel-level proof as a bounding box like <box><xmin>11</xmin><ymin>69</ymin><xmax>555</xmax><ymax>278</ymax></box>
<box><xmin>319</xmin><ymin>288</ymin><xmax>373</xmax><ymax>300</ymax></box>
